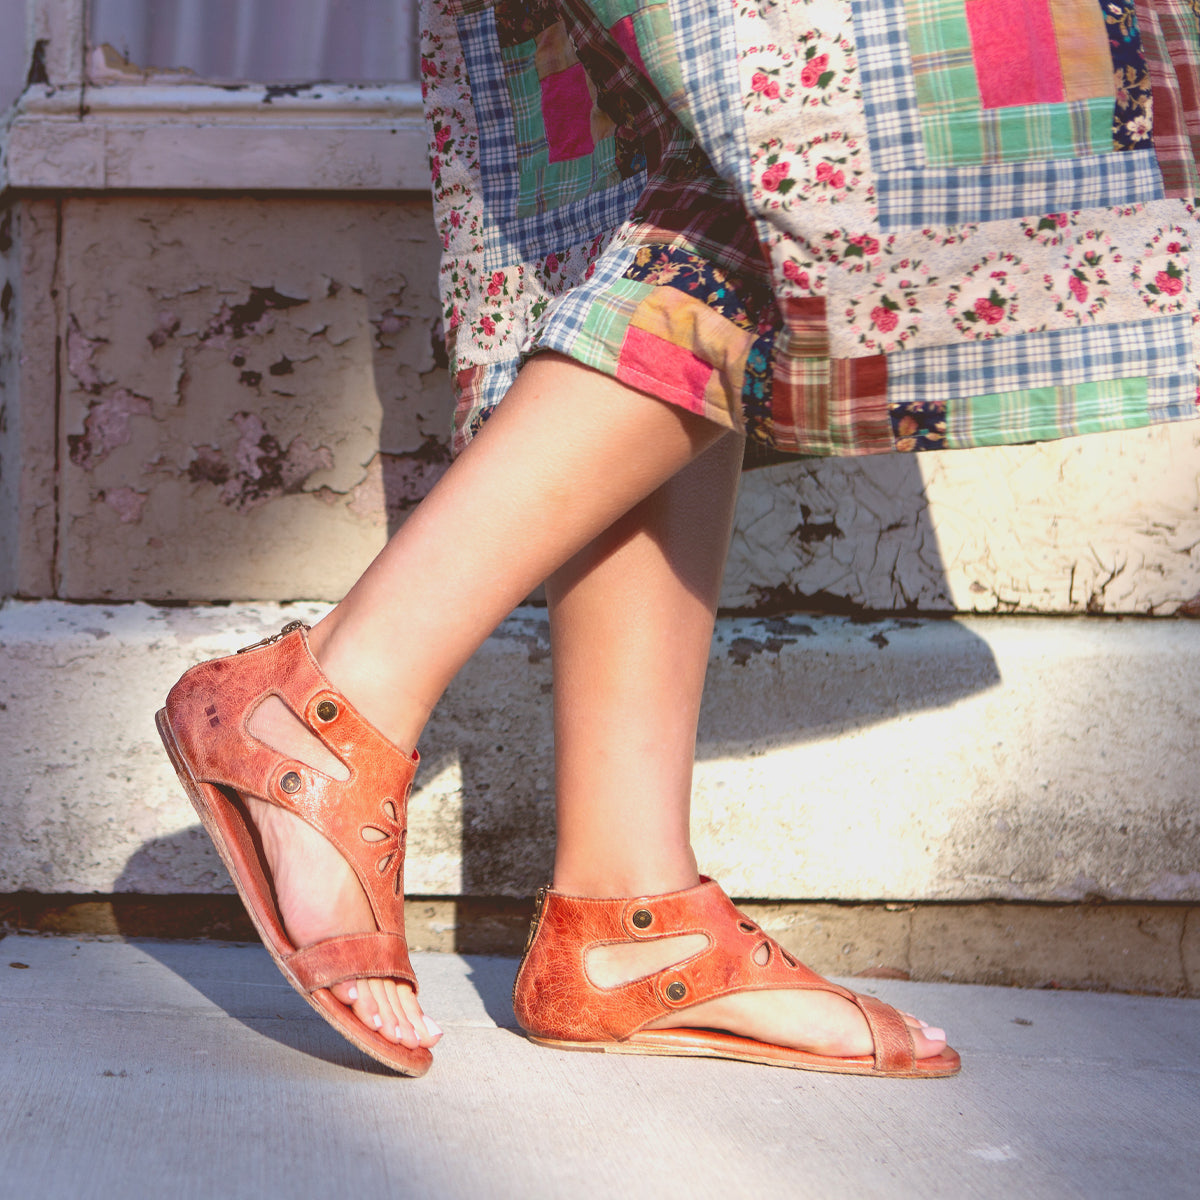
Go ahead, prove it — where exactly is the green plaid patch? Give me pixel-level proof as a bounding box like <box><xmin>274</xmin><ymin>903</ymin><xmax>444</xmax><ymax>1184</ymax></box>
<box><xmin>946</xmin><ymin>376</ymin><xmax>1150</xmax><ymax>448</ymax></box>
<box><xmin>574</xmin><ymin>277</ymin><xmax>655</xmax><ymax>370</ymax></box>
<box><xmin>922</xmin><ymin>96</ymin><xmax>1115</xmax><ymax>165</ymax></box>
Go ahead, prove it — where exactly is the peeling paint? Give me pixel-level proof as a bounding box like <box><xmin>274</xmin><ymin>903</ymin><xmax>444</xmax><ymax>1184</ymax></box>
<box><xmin>184</xmin><ymin>445</ymin><xmax>229</xmax><ymax>487</ymax></box>
<box><xmin>725</xmin><ymin>618</ymin><xmax>815</xmax><ymax>666</ymax></box>
<box><xmin>346</xmin><ymin>439</ymin><xmax>451</xmax><ymax>525</ymax></box>
<box><xmin>66</xmin><ymin>316</ymin><xmax>107</xmax><ymax>394</ymax></box>
<box><xmin>213</xmin><ymin>412</ymin><xmax>334</xmax><ymax>511</ymax></box>
<box><xmin>147</xmin><ymin>311</ymin><xmax>180</xmax><ymax>349</ymax></box>
<box><xmin>68</xmin><ymin>389</ymin><xmax>153</xmax><ymax>470</ymax></box>
<box><xmin>102</xmin><ymin>487</ymin><xmax>148</xmax><ymax>524</ymax></box>
<box><xmin>200</xmin><ymin>286</ymin><xmax>307</xmax><ymax>345</ymax></box>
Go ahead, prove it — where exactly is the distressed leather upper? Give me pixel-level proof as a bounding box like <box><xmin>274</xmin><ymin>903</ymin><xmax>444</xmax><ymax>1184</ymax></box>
<box><xmin>513</xmin><ymin>877</ymin><xmax>916</xmax><ymax>1072</ymax></box>
<box><xmin>164</xmin><ymin>626</ymin><xmax>419</xmax><ymax>992</ymax></box>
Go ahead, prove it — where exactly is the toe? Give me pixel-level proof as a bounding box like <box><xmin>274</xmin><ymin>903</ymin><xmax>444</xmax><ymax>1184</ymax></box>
<box><xmin>396</xmin><ymin>984</ymin><xmax>442</xmax><ymax>1048</ymax></box>
<box><xmin>380</xmin><ymin>980</ymin><xmax>421</xmax><ymax>1048</ymax></box>
<box><xmin>909</xmin><ymin>1023</ymin><xmax>948</xmax><ymax>1059</ymax></box>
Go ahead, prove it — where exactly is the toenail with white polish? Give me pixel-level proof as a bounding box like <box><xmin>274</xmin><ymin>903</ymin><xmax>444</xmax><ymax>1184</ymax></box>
<box><xmin>924</xmin><ymin>1026</ymin><xmax>946</xmax><ymax>1041</ymax></box>
<box><xmin>424</xmin><ymin>1017</ymin><xmax>442</xmax><ymax>1038</ymax></box>
<box><xmin>348</xmin><ymin>986</ymin><xmax>358</xmax><ymax>1001</ymax></box>
<box><xmin>372</xmin><ymin>1013</ymin><xmax>383</xmax><ymax>1029</ymax></box>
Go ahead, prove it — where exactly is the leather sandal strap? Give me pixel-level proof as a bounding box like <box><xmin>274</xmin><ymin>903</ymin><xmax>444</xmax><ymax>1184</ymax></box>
<box><xmin>165</xmin><ymin>626</ymin><xmax>418</xmax><ymax>933</ymax></box>
<box><xmin>852</xmin><ymin>992</ymin><xmax>916</xmax><ymax>1072</ymax></box>
<box><xmin>516</xmin><ymin>877</ymin><xmax>921</xmax><ymax>1070</ymax></box>
<box><xmin>284</xmin><ymin>931</ymin><xmax>418</xmax><ymax>994</ymax></box>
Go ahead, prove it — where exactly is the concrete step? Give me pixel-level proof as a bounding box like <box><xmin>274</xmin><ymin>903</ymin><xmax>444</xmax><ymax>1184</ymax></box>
<box><xmin>2</xmin><ymin>599</ymin><xmax>1196</xmax><ymax>908</ymax></box>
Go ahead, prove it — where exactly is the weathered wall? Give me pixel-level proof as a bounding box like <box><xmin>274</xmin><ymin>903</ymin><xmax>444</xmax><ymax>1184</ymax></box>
<box><xmin>53</xmin><ymin>195</ymin><xmax>449</xmax><ymax>601</ymax></box>
<box><xmin>731</xmin><ymin>424</ymin><xmax>1200</xmax><ymax>615</ymax></box>
<box><xmin>0</xmin><ymin>199</ymin><xmax>58</xmax><ymax>597</ymax></box>
<box><xmin>1</xmin><ymin>193</ymin><xmax>1196</xmax><ymax>611</ymax></box>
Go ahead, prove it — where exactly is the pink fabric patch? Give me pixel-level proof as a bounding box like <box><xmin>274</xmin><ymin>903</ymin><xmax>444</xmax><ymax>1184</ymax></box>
<box><xmin>541</xmin><ymin>61</ymin><xmax>596</xmax><ymax>162</ymax></box>
<box><xmin>611</xmin><ymin>16</ymin><xmax>650</xmax><ymax>79</ymax></box>
<box><xmin>617</xmin><ymin>326</ymin><xmax>711</xmax><ymax>414</ymax></box>
<box><xmin>966</xmin><ymin>0</ymin><xmax>1065</xmax><ymax>109</ymax></box>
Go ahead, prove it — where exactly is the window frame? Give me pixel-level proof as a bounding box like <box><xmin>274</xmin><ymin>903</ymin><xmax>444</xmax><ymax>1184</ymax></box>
<box><xmin>3</xmin><ymin>0</ymin><xmax>428</xmax><ymax>192</ymax></box>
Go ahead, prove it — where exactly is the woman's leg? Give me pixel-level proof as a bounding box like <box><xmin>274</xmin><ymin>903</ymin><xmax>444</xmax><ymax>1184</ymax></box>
<box><xmin>545</xmin><ymin>435</ymin><xmax>947</xmax><ymax>1059</ymax></box>
<box><xmin>245</xmin><ymin>353</ymin><xmax>730</xmax><ymax>1048</ymax></box>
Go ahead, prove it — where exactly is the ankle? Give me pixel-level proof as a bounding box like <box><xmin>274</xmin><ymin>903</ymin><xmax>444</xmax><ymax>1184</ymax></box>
<box><xmin>551</xmin><ymin>856</ymin><xmax>701</xmax><ymax>899</ymax></box>
<box><xmin>307</xmin><ymin>616</ymin><xmax>431</xmax><ymax>754</ymax></box>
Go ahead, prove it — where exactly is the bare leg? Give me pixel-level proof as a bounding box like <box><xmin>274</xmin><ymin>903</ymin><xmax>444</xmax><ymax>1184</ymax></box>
<box><xmin>246</xmin><ymin>354</ymin><xmax>728</xmax><ymax>1047</ymax></box>
<box><xmin>546</xmin><ymin>434</ymin><xmax>948</xmax><ymax>1059</ymax></box>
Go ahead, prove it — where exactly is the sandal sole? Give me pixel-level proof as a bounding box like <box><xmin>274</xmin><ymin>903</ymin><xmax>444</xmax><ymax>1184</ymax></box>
<box><xmin>156</xmin><ymin>707</ymin><xmax>432</xmax><ymax>1077</ymax></box>
<box><xmin>525</xmin><ymin>1030</ymin><xmax>961</xmax><ymax>1078</ymax></box>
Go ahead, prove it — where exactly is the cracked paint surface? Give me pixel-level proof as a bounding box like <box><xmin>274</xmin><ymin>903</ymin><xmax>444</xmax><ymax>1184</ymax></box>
<box><xmin>55</xmin><ymin>196</ymin><xmax>451</xmax><ymax>599</ymax></box>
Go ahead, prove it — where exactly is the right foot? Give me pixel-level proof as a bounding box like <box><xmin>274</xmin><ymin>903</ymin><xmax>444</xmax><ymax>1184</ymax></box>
<box><xmin>245</xmin><ymin>697</ymin><xmax>440</xmax><ymax>1051</ymax></box>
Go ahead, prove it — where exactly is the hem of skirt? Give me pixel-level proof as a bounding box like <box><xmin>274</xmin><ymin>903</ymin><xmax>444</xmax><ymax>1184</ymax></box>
<box><xmin>526</xmin><ymin>334</ymin><xmax>742</xmax><ymax>439</ymax></box>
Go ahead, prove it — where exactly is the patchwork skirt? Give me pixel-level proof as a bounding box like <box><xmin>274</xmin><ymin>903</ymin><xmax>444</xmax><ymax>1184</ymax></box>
<box><xmin>420</xmin><ymin>0</ymin><xmax>1200</xmax><ymax>457</ymax></box>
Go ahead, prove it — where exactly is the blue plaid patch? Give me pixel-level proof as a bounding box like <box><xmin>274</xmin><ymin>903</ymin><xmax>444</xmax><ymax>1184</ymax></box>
<box><xmin>669</xmin><ymin>0</ymin><xmax>753</xmax><ymax>196</ymax></box>
<box><xmin>1147</xmin><ymin>372</ymin><xmax>1200</xmax><ymax>424</ymax></box>
<box><xmin>851</xmin><ymin>0</ymin><xmax>926</xmax><ymax>173</ymax></box>
<box><xmin>457</xmin><ymin>7</ymin><xmax>645</xmax><ymax>270</ymax></box>
<box><xmin>887</xmin><ymin>315</ymin><xmax>1193</xmax><ymax>403</ymax></box>
<box><xmin>528</xmin><ymin>239</ymin><xmax>641</xmax><ymax>355</ymax></box>
<box><xmin>875</xmin><ymin>150</ymin><xmax>1165</xmax><ymax>227</ymax></box>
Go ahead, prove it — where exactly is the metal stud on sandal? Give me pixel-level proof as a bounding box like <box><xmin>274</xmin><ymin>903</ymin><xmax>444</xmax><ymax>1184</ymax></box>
<box><xmin>156</xmin><ymin>621</ymin><xmax>432</xmax><ymax>1076</ymax></box>
<box><xmin>513</xmin><ymin>877</ymin><xmax>960</xmax><ymax>1078</ymax></box>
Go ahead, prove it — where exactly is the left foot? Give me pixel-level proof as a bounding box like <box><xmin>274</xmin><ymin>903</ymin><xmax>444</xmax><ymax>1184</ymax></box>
<box><xmin>244</xmin><ymin>696</ymin><xmax>440</xmax><ymax>1051</ymax></box>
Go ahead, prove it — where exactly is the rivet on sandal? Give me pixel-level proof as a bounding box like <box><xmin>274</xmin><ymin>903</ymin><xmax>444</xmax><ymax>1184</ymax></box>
<box><xmin>513</xmin><ymin>877</ymin><xmax>960</xmax><ymax>1078</ymax></box>
<box><xmin>156</xmin><ymin>622</ymin><xmax>432</xmax><ymax>1076</ymax></box>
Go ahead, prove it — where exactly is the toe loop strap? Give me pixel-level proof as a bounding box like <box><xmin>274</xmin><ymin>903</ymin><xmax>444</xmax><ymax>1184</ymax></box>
<box><xmin>285</xmin><ymin>931</ymin><xmax>417</xmax><ymax>994</ymax></box>
<box><xmin>853</xmin><ymin>993</ymin><xmax>916</xmax><ymax>1073</ymax></box>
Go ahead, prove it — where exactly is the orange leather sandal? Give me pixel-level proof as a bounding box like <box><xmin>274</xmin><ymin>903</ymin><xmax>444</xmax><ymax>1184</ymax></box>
<box><xmin>513</xmin><ymin>877</ymin><xmax>960</xmax><ymax>1078</ymax></box>
<box><xmin>156</xmin><ymin>621</ymin><xmax>432</xmax><ymax>1077</ymax></box>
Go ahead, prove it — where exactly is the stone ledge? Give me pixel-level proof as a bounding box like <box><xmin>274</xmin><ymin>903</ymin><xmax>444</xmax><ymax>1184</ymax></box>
<box><xmin>0</xmin><ymin>599</ymin><xmax>1197</xmax><ymax>902</ymax></box>
<box><xmin>3</xmin><ymin>894</ymin><xmax>1195</xmax><ymax>997</ymax></box>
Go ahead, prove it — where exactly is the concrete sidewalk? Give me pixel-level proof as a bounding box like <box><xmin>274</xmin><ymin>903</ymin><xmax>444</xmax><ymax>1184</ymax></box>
<box><xmin>2</xmin><ymin>935</ymin><xmax>1196</xmax><ymax>1200</ymax></box>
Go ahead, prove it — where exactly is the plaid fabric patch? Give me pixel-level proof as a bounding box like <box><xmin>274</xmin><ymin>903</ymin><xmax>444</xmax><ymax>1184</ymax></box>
<box><xmin>1139</xmin><ymin>0</ymin><xmax>1200</xmax><ymax>196</ymax></box>
<box><xmin>904</xmin><ymin>0</ymin><xmax>1113</xmax><ymax>164</ymax></box>
<box><xmin>661</xmin><ymin>0</ymin><xmax>752</xmax><ymax>193</ymax></box>
<box><xmin>531</xmin><ymin>241</ymin><xmax>646</xmax><ymax>368</ymax></box>
<box><xmin>457</xmin><ymin>5</ymin><xmax>645</xmax><ymax>269</ymax></box>
<box><xmin>765</xmin><ymin>298</ymin><xmax>834</xmax><ymax>456</ymax></box>
<box><xmin>874</xmin><ymin>149</ymin><xmax>1164</xmax><ymax>226</ymax></box>
<box><xmin>452</xmin><ymin>358</ymin><xmax>521</xmax><ymax>455</ymax></box>
<box><xmin>852</xmin><ymin>0</ymin><xmax>928</xmax><ymax>171</ymax></box>
<box><xmin>854</xmin><ymin>0</ymin><xmax>1165</xmax><ymax>225</ymax></box>
<box><xmin>887</xmin><ymin>314</ymin><xmax>1193</xmax><ymax>403</ymax></box>
<box><xmin>830</xmin><ymin>356</ymin><xmax>893</xmax><ymax>454</ymax></box>
<box><xmin>944</xmin><ymin>375</ymin><xmax>1151</xmax><ymax>447</ymax></box>
<box><xmin>1147</xmin><ymin>371</ymin><xmax>1200</xmax><ymax>422</ymax></box>
<box><xmin>562</xmin><ymin>1</ymin><xmax>766</xmax><ymax>284</ymax></box>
